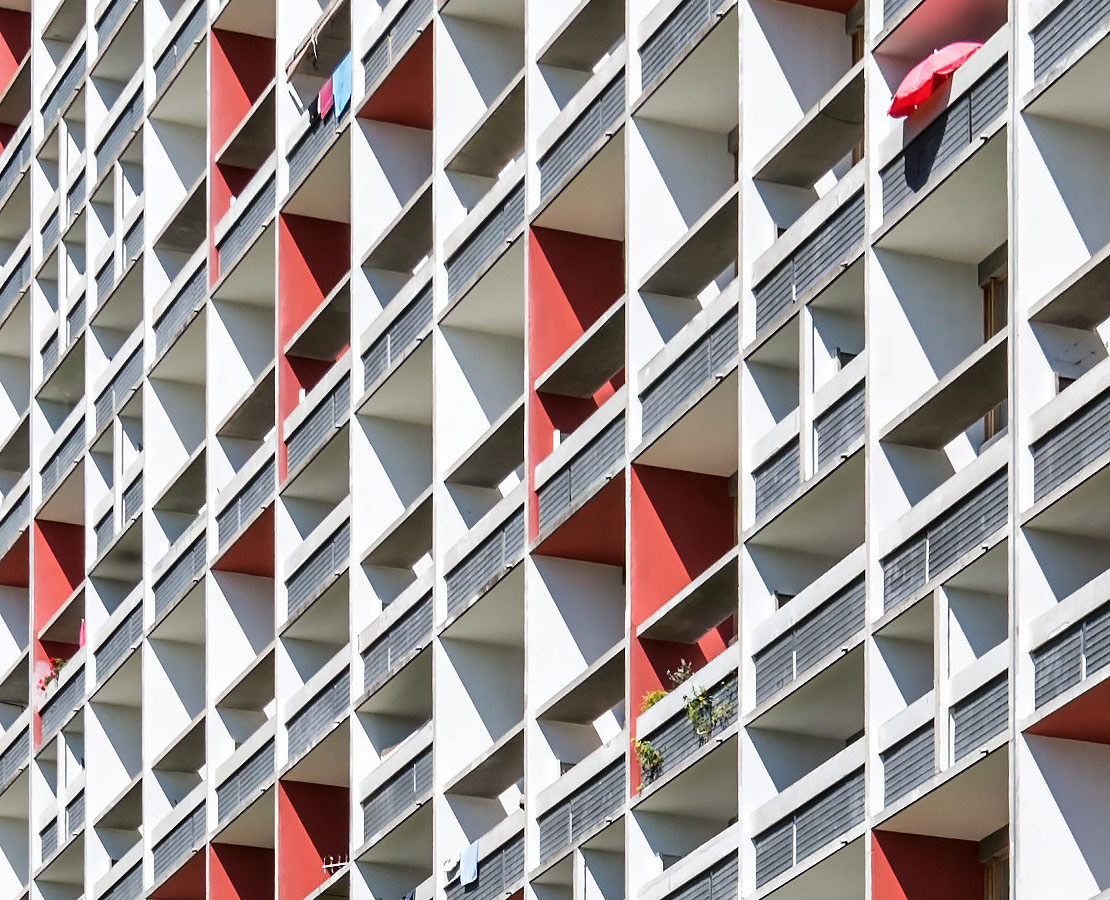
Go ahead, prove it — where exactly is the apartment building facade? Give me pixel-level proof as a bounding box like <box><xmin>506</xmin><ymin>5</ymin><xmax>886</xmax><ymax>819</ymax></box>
<box><xmin>0</xmin><ymin>0</ymin><xmax>1101</xmax><ymax>897</ymax></box>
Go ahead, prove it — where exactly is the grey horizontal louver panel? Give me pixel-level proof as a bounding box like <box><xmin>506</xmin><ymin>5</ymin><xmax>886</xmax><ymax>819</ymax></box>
<box><xmin>362</xmin><ymin>746</ymin><xmax>432</xmax><ymax>839</ymax></box>
<box><xmin>537</xmin><ymin>416</ymin><xmax>624</xmax><ymax>533</ymax></box>
<box><xmin>40</xmin><ymin>819</ymin><xmax>57</xmax><ymax>861</ymax></box>
<box><xmin>286</xmin><ymin>519</ymin><xmax>350</xmax><ymax>619</ymax></box>
<box><xmin>95</xmin><ymin>603</ymin><xmax>143</xmax><ymax>682</ymax></box>
<box><xmin>753</xmin><ymin>191</ymin><xmax>864</xmax><ymax>333</ymax></box>
<box><xmin>641</xmin><ymin>0</ymin><xmax>727</xmax><ymax>89</ymax></box>
<box><xmin>153</xmin><ymin>801</ymin><xmax>205</xmax><ymax>881</ymax></box>
<box><xmin>363</xmin><ymin>591</ymin><xmax>433</xmax><ymax>692</ymax></box>
<box><xmin>95</xmin><ymin>346</ymin><xmax>143</xmax><ymax>430</ymax></box>
<box><xmin>363</xmin><ymin>282</ymin><xmax>433</xmax><ymax>392</ymax></box>
<box><xmin>66</xmin><ymin>292</ymin><xmax>86</xmax><ymax>343</ymax></box>
<box><xmin>41</xmin><ymin>667</ymin><xmax>84</xmax><ymax>741</ymax></box>
<box><xmin>953</xmin><ymin>674</ymin><xmax>1008</xmax><ymax>760</ymax></box>
<box><xmin>42</xmin><ymin>208</ymin><xmax>59</xmax><ymax>253</ymax></box>
<box><xmin>639</xmin><ymin>673</ymin><xmax>736</xmax><ymax>786</ymax></box>
<box><xmin>42</xmin><ymin>47</ymin><xmax>86</xmax><ymax>130</ymax></box>
<box><xmin>66</xmin><ymin>790</ymin><xmax>84</xmax><ymax>834</ymax></box>
<box><xmin>883</xmin><ymin>0</ymin><xmax>916</xmax><ymax>24</ymax></box>
<box><xmin>815</xmin><ymin>382</ymin><xmax>865</xmax><ymax>468</ymax></box>
<box><xmin>0</xmin><ymin>132</ymin><xmax>28</xmax><ymax>203</ymax></box>
<box><xmin>96</xmin><ymin>88</ymin><xmax>143</xmax><ymax>172</ymax></box>
<box><xmin>42</xmin><ymin>420</ymin><xmax>85</xmax><ymax>498</ymax></box>
<box><xmin>287</xmin><ymin>669</ymin><xmax>349</xmax><ymax>761</ymax></box>
<box><xmin>0</xmin><ymin>491</ymin><xmax>28</xmax><ymax>557</ymax></box>
<box><xmin>663</xmin><ymin>852</ymin><xmax>737</xmax><ymax>900</ymax></box>
<box><xmin>882</xmin><ymin>470</ymin><xmax>1007</xmax><ymax>610</ymax></box>
<box><xmin>96</xmin><ymin>258</ymin><xmax>115</xmax><ymax>301</ymax></box>
<box><xmin>445</xmin><ymin>508</ymin><xmax>525</xmax><ymax>616</ymax></box>
<box><xmin>1033</xmin><ymin>627</ymin><xmax>1082</xmax><ymax>708</ymax></box>
<box><xmin>1083</xmin><ymin>603</ymin><xmax>1110</xmax><ymax>676</ymax></box>
<box><xmin>753</xmin><ymin>633</ymin><xmax>793</xmax><ymax>705</ymax></box>
<box><xmin>123</xmin><ymin>214</ymin><xmax>143</xmax><ymax>264</ymax></box>
<box><xmin>881</xmin><ymin>61</ymin><xmax>1007</xmax><ymax>218</ymax></box>
<box><xmin>0</xmin><ymin>250</ymin><xmax>30</xmax><ymax>319</ymax></box>
<box><xmin>289</xmin><ymin>107</ymin><xmax>339</xmax><ymax>186</ymax></box>
<box><xmin>538</xmin><ymin>758</ymin><xmax>623</xmax><ymax>863</ymax></box>
<box><xmin>286</xmin><ymin>375</ymin><xmax>350</xmax><ymax>472</ymax></box>
<box><xmin>95</xmin><ymin>511</ymin><xmax>113</xmax><ymax>556</ymax></box>
<box><xmin>539</xmin><ymin>71</ymin><xmax>624</xmax><ymax>201</ymax></box>
<box><xmin>153</xmin><ymin>534</ymin><xmax>206</xmax><ymax>620</ymax></box>
<box><xmin>1032</xmin><ymin>387</ymin><xmax>1110</xmax><ymax>500</ymax></box>
<box><xmin>754</xmin><ymin>768</ymin><xmax>864</xmax><ymax>887</ymax></box>
<box><xmin>217</xmin><ymin>740</ymin><xmax>274</xmax><ymax>824</ymax></box>
<box><xmin>641</xmin><ymin>308</ymin><xmax>738</xmax><ymax>436</ymax></box>
<box><xmin>154</xmin><ymin>0</ymin><xmax>207</xmax><ymax>92</ymax></box>
<box><xmin>217</xmin><ymin>457</ymin><xmax>274</xmax><ymax>548</ymax></box>
<box><xmin>155</xmin><ymin>259</ymin><xmax>207</xmax><ymax>355</ymax></box>
<box><xmin>123</xmin><ymin>473</ymin><xmax>142</xmax><ymax>521</ymax></box>
<box><xmin>102</xmin><ymin>862</ymin><xmax>142</xmax><ymax>900</ymax></box>
<box><xmin>42</xmin><ymin>332</ymin><xmax>58</xmax><ymax>377</ymax></box>
<box><xmin>364</xmin><ymin>0</ymin><xmax>433</xmax><ymax>94</ymax></box>
<box><xmin>446</xmin><ymin>181</ymin><xmax>525</xmax><ymax>300</ymax></box>
<box><xmin>96</xmin><ymin>0</ymin><xmax>132</xmax><ymax>44</ymax></box>
<box><xmin>218</xmin><ymin>174</ymin><xmax>275</xmax><ymax>270</ymax></box>
<box><xmin>445</xmin><ymin>831</ymin><xmax>525</xmax><ymax>900</ymax></box>
<box><xmin>1033</xmin><ymin>0</ymin><xmax>1110</xmax><ymax>80</ymax></box>
<box><xmin>883</xmin><ymin>723</ymin><xmax>934</xmax><ymax>805</ymax></box>
<box><xmin>753</xmin><ymin>438</ymin><xmax>799</xmax><ymax>518</ymax></box>
<box><xmin>67</xmin><ymin>171</ymin><xmax>85</xmax><ymax>219</ymax></box>
<box><xmin>0</xmin><ymin>729</ymin><xmax>28</xmax><ymax>794</ymax></box>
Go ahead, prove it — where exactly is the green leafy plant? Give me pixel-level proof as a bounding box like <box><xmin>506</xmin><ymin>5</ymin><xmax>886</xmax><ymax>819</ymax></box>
<box><xmin>38</xmin><ymin>657</ymin><xmax>67</xmax><ymax>692</ymax></box>
<box><xmin>634</xmin><ymin>739</ymin><xmax>663</xmax><ymax>784</ymax></box>
<box><xmin>685</xmin><ymin>687</ymin><xmax>733</xmax><ymax>742</ymax></box>
<box><xmin>640</xmin><ymin>689</ymin><xmax>667</xmax><ymax>712</ymax></box>
<box><xmin>667</xmin><ymin>659</ymin><xmax>694</xmax><ymax>688</ymax></box>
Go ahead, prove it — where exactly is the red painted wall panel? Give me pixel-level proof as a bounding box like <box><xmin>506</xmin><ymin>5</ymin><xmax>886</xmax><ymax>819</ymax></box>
<box><xmin>359</xmin><ymin>30</ymin><xmax>433</xmax><ymax>130</ymax></box>
<box><xmin>33</xmin><ymin>521</ymin><xmax>82</xmax><ymax>631</ymax></box>
<box><xmin>211</xmin><ymin>843</ymin><xmax>275</xmax><ymax>900</ymax></box>
<box><xmin>0</xmin><ymin>532</ymin><xmax>28</xmax><ymax>587</ymax></box>
<box><xmin>210</xmin><ymin>29</ymin><xmax>275</xmax><ymax>153</ymax></box>
<box><xmin>872</xmin><ymin>832</ymin><xmax>982</xmax><ymax>900</ymax></box>
<box><xmin>277</xmin><ymin>781</ymin><xmax>349</xmax><ymax>900</ymax></box>
<box><xmin>0</xmin><ymin>10</ymin><xmax>29</xmax><ymax>99</ymax></box>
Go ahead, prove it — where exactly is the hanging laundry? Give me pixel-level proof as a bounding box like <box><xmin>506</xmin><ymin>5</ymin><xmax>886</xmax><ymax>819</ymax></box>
<box><xmin>78</xmin><ymin>618</ymin><xmax>85</xmax><ymax>648</ymax></box>
<box><xmin>460</xmin><ymin>840</ymin><xmax>479</xmax><ymax>887</ymax></box>
<box><xmin>333</xmin><ymin>52</ymin><xmax>353</xmax><ymax>119</ymax></box>
<box><xmin>318</xmin><ymin>78</ymin><xmax>334</xmax><ymax>119</ymax></box>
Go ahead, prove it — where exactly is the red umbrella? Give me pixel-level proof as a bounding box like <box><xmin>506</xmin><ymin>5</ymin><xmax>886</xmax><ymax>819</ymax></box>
<box><xmin>888</xmin><ymin>42</ymin><xmax>982</xmax><ymax>118</ymax></box>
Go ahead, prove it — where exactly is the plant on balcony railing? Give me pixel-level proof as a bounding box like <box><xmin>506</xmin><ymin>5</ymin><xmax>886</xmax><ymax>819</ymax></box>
<box><xmin>640</xmin><ymin>658</ymin><xmax>695</xmax><ymax>712</ymax></box>
<box><xmin>640</xmin><ymin>689</ymin><xmax>667</xmax><ymax>712</ymax></box>
<box><xmin>37</xmin><ymin>657</ymin><xmax>68</xmax><ymax>692</ymax></box>
<box><xmin>634</xmin><ymin>739</ymin><xmax>663</xmax><ymax>786</ymax></box>
<box><xmin>685</xmin><ymin>686</ymin><xmax>733</xmax><ymax>742</ymax></box>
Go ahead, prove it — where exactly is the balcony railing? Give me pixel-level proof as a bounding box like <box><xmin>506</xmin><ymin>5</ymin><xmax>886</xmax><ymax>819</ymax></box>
<box><xmin>363</xmin><ymin>591</ymin><xmax>433</xmax><ymax>692</ymax></box>
<box><xmin>95</xmin><ymin>603</ymin><xmax>143</xmax><ymax>682</ymax></box>
<box><xmin>123</xmin><ymin>473</ymin><xmax>142</xmax><ymax>521</ymax></box>
<box><xmin>154</xmin><ymin>257</ymin><xmax>206</xmax><ymax>356</ymax></box>
<box><xmin>661</xmin><ymin>851</ymin><xmax>737</xmax><ymax>900</ymax></box>
<box><xmin>444</xmin><ymin>831</ymin><xmax>524</xmax><ymax>900</ymax></box>
<box><xmin>0</xmin><ymin>728</ymin><xmax>28</xmax><ymax>794</ymax></box>
<box><xmin>153</xmin><ymin>533</ymin><xmax>206</xmax><ymax>619</ymax></box>
<box><xmin>42</xmin><ymin>420</ymin><xmax>85</xmax><ymax>498</ymax></box>
<box><xmin>1032</xmin><ymin>0</ymin><xmax>1110</xmax><ymax>80</ymax></box>
<box><xmin>537</xmin><ymin>415</ymin><xmax>625</xmax><ymax>533</ymax></box>
<box><xmin>218</xmin><ymin>173</ymin><xmax>275</xmax><ymax>272</ymax></box>
<box><xmin>815</xmin><ymin>381</ymin><xmax>865</xmax><ymax>468</ymax></box>
<box><xmin>123</xmin><ymin>214</ymin><xmax>143</xmax><ymax>266</ymax></box>
<box><xmin>882</xmin><ymin>469</ymin><xmax>1007</xmax><ymax>610</ymax></box>
<box><xmin>96</xmin><ymin>0</ymin><xmax>133</xmax><ymax>46</ymax></box>
<box><xmin>1032</xmin><ymin>386</ymin><xmax>1110</xmax><ymax>500</ymax></box>
<box><xmin>446</xmin><ymin>181</ymin><xmax>524</xmax><ymax>301</ymax></box>
<box><xmin>102</xmin><ymin>861</ymin><xmax>142</xmax><ymax>900</ymax></box>
<box><xmin>217</xmin><ymin>738</ymin><xmax>275</xmax><ymax>824</ymax></box>
<box><xmin>641</xmin><ymin>308</ymin><xmax>738</xmax><ymax>438</ymax></box>
<box><xmin>67</xmin><ymin>171</ymin><xmax>85</xmax><ymax>220</ymax></box>
<box><xmin>639</xmin><ymin>672</ymin><xmax>736</xmax><ymax>786</ymax></box>
<box><xmin>538</xmin><ymin>71</ymin><xmax>624</xmax><ymax>202</ymax></box>
<box><xmin>154</xmin><ymin>0</ymin><xmax>207</xmax><ymax>93</ymax></box>
<box><xmin>537</xmin><ymin>757</ymin><xmax>624</xmax><ymax>864</ymax></box>
<box><xmin>40</xmin><ymin>819</ymin><xmax>57</xmax><ymax>861</ymax></box>
<box><xmin>65</xmin><ymin>789</ymin><xmax>84</xmax><ymax>835</ymax></box>
<box><xmin>363</xmin><ymin>0</ymin><xmax>433</xmax><ymax>96</ymax></box>
<box><xmin>640</xmin><ymin>0</ymin><xmax>730</xmax><ymax>91</ymax></box>
<box><xmin>753</xmin><ymin>576</ymin><xmax>865</xmax><ymax>704</ymax></box>
<box><xmin>287</xmin><ymin>668</ymin><xmax>349</xmax><ymax>760</ymax></box>
<box><xmin>66</xmin><ymin>292</ymin><xmax>86</xmax><ymax>344</ymax></box>
<box><xmin>883</xmin><ymin>0</ymin><xmax>915</xmax><ymax>26</ymax></box>
<box><xmin>362</xmin><ymin>745</ymin><xmax>432</xmax><ymax>839</ymax></box>
<box><xmin>288</xmin><ymin>106</ymin><xmax>345</xmax><ymax>187</ymax></box>
<box><xmin>952</xmin><ymin>674</ymin><xmax>1008</xmax><ymax>760</ymax></box>
<box><xmin>152</xmin><ymin>800</ymin><xmax>205</xmax><ymax>882</ymax></box>
<box><xmin>286</xmin><ymin>519</ymin><xmax>350</xmax><ymax>619</ymax></box>
<box><xmin>1033</xmin><ymin>597</ymin><xmax>1110</xmax><ymax>707</ymax></box>
<box><xmin>94</xmin><ymin>346</ymin><xmax>143</xmax><ymax>431</ymax></box>
<box><xmin>753</xmin><ymin>438</ymin><xmax>800</xmax><ymax>519</ymax></box>
<box><xmin>95</xmin><ymin>510</ymin><xmax>113</xmax><ymax>556</ymax></box>
<box><xmin>41</xmin><ymin>666</ymin><xmax>85</xmax><ymax>742</ymax></box>
<box><xmin>216</xmin><ymin>457</ymin><xmax>274</xmax><ymax>549</ymax></box>
<box><xmin>0</xmin><ymin>490</ymin><xmax>28</xmax><ymax>558</ymax></box>
<box><xmin>0</xmin><ymin>250</ymin><xmax>31</xmax><ymax>320</ymax></box>
<box><xmin>42</xmin><ymin>47</ymin><xmax>86</xmax><ymax>131</ymax></box>
<box><xmin>96</xmin><ymin>87</ymin><xmax>144</xmax><ymax>173</ymax></box>
<box><xmin>0</xmin><ymin>131</ymin><xmax>29</xmax><ymax>202</ymax></box>
<box><xmin>882</xmin><ymin>723</ymin><xmax>934</xmax><ymax>805</ymax></box>
<box><xmin>363</xmin><ymin>283</ymin><xmax>432</xmax><ymax>393</ymax></box>
<box><xmin>286</xmin><ymin>374</ymin><xmax>350</xmax><ymax>473</ymax></box>
<box><xmin>96</xmin><ymin>256</ymin><xmax>115</xmax><ymax>301</ymax></box>
<box><xmin>445</xmin><ymin>509</ymin><xmax>525</xmax><ymax>617</ymax></box>
<box><xmin>42</xmin><ymin>207</ymin><xmax>60</xmax><ymax>253</ymax></box>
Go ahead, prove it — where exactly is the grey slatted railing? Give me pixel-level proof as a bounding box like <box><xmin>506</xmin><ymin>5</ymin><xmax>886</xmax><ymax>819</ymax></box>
<box><xmin>363</xmin><ymin>283</ymin><xmax>433</xmax><ymax>392</ymax></box>
<box><xmin>363</xmin><ymin>591</ymin><xmax>433</xmax><ymax>692</ymax></box>
<box><xmin>754</xmin><ymin>768</ymin><xmax>864</xmax><ymax>887</ymax></box>
<box><xmin>123</xmin><ymin>214</ymin><xmax>143</xmax><ymax>265</ymax></box>
<box><xmin>217</xmin><ymin>174</ymin><xmax>275</xmax><ymax>271</ymax></box>
<box><xmin>754</xmin><ymin>190</ymin><xmax>864</xmax><ymax>332</ymax></box>
<box><xmin>883</xmin><ymin>0</ymin><xmax>917</xmax><ymax>25</ymax></box>
<box><xmin>753</xmin><ymin>438</ymin><xmax>800</xmax><ymax>518</ymax></box>
<box><xmin>96</xmin><ymin>257</ymin><xmax>115</xmax><ymax>301</ymax></box>
<box><xmin>362</xmin><ymin>746</ymin><xmax>432</xmax><ymax>839</ymax></box>
<box><xmin>0</xmin><ymin>729</ymin><xmax>28</xmax><ymax>794</ymax></box>
<box><xmin>95</xmin><ymin>346</ymin><xmax>143</xmax><ymax>430</ymax></box>
<box><xmin>66</xmin><ymin>790</ymin><xmax>84</xmax><ymax>835</ymax></box>
<box><xmin>952</xmin><ymin>675</ymin><xmax>1008</xmax><ymax>760</ymax></box>
<box><xmin>96</xmin><ymin>0</ymin><xmax>131</xmax><ymax>45</ymax></box>
<box><xmin>539</xmin><ymin>71</ymin><xmax>624</xmax><ymax>201</ymax></box>
<box><xmin>286</xmin><ymin>519</ymin><xmax>350</xmax><ymax>619</ymax></box>
<box><xmin>96</xmin><ymin>88</ymin><xmax>144</xmax><ymax>173</ymax></box>
<box><xmin>753</xmin><ymin>576</ymin><xmax>865</xmax><ymax>704</ymax></box>
<box><xmin>363</xmin><ymin>0</ymin><xmax>433</xmax><ymax>95</ymax></box>
<box><xmin>102</xmin><ymin>862</ymin><xmax>142</xmax><ymax>900</ymax></box>
<box><xmin>1033</xmin><ymin>0</ymin><xmax>1110</xmax><ymax>79</ymax></box>
<box><xmin>42</xmin><ymin>207</ymin><xmax>60</xmax><ymax>253</ymax></box>
<box><xmin>289</xmin><ymin>107</ymin><xmax>344</xmax><ymax>186</ymax></box>
<box><xmin>217</xmin><ymin>739</ymin><xmax>274</xmax><ymax>824</ymax></box>
<box><xmin>445</xmin><ymin>831</ymin><xmax>525</xmax><ymax>900</ymax></box>
<box><xmin>446</xmin><ymin>181</ymin><xmax>525</xmax><ymax>300</ymax></box>
<box><xmin>662</xmin><ymin>852</ymin><xmax>737</xmax><ymax>900</ymax></box>
<box><xmin>0</xmin><ymin>132</ymin><xmax>29</xmax><ymax>202</ymax></box>
<box><xmin>1032</xmin><ymin>388</ymin><xmax>1110</xmax><ymax>500</ymax></box>
<box><xmin>42</xmin><ymin>47</ymin><xmax>86</xmax><ymax>130</ymax></box>
<box><xmin>66</xmin><ymin>292</ymin><xmax>86</xmax><ymax>343</ymax></box>
<box><xmin>816</xmin><ymin>382</ymin><xmax>865</xmax><ymax>468</ymax></box>
<box><xmin>123</xmin><ymin>473</ymin><xmax>142</xmax><ymax>521</ymax></box>
<box><xmin>154</xmin><ymin>0</ymin><xmax>207</xmax><ymax>93</ymax></box>
<box><xmin>41</xmin><ymin>667</ymin><xmax>85</xmax><ymax>741</ymax></box>
<box><xmin>881</xmin><ymin>61</ymin><xmax>1007</xmax><ymax>218</ymax></box>
<box><xmin>882</xmin><ymin>470</ymin><xmax>1007</xmax><ymax>610</ymax></box>
<box><xmin>153</xmin><ymin>533</ymin><xmax>206</xmax><ymax>620</ymax></box>
<box><xmin>95</xmin><ymin>510</ymin><xmax>113</xmax><ymax>557</ymax></box>
<box><xmin>1032</xmin><ymin>600</ymin><xmax>1110</xmax><ymax>707</ymax></box>
<box><xmin>217</xmin><ymin>457</ymin><xmax>274</xmax><ymax>549</ymax></box>
<box><xmin>882</xmin><ymin>723</ymin><xmax>934</xmax><ymax>805</ymax></box>
<box><xmin>40</xmin><ymin>819</ymin><xmax>57</xmax><ymax>861</ymax></box>
<box><xmin>0</xmin><ymin>250</ymin><xmax>29</xmax><ymax>322</ymax></box>
<box><xmin>286</xmin><ymin>375</ymin><xmax>350</xmax><ymax>472</ymax></box>
<box><xmin>154</xmin><ymin>258</ymin><xmax>206</xmax><ymax>355</ymax></box>
<box><xmin>0</xmin><ymin>491</ymin><xmax>28</xmax><ymax>557</ymax></box>
<box><xmin>537</xmin><ymin>415</ymin><xmax>625</xmax><ymax>533</ymax></box>
<box><xmin>287</xmin><ymin>669</ymin><xmax>349</xmax><ymax>761</ymax></box>
<box><xmin>67</xmin><ymin>171</ymin><xmax>85</xmax><ymax>220</ymax></box>
<box><xmin>42</xmin><ymin>420</ymin><xmax>85</xmax><ymax>498</ymax></box>
<box><xmin>445</xmin><ymin>509</ymin><xmax>525</xmax><ymax>616</ymax></box>
<box><xmin>639</xmin><ymin>673</ymin><xmax>736</xmax><ymax>786</ymax></box>
<box><xmin>153</xmin><ymin>801</ymin><xmax>205</xmax><ymax>881</ymax></box>
<box><xmin>641</xmin><ymin>308</ymin><xmax>738</xmax><ymax>437</ymax></box>
<box><xmin>641</xmin><ymin>0</ymin><xmax>729</xmax><ymax>90</ymax></box>
<box><xmin>42</xmin><ymin>332</ymin><xmax>59</xmax><ymax>377</ymax></box>
<box><xmin>538</xmin><ymin>757</ymin><xmax>624</xmax><ymax>864</ymax></box>
<box><xmin>95</xmin><ymin>603</ymin><xmax>143</xmax><ymax>682</ymax></box>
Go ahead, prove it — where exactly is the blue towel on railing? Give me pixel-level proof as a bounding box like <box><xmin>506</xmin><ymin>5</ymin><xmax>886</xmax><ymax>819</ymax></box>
<box><xmin>333</xmin><ymin>52</ymin><xmax>352</xmax><ymax>118</ymax></box>
<box><xmin>461</xmin><ymin>840</ymin><xmax>479</xmax><ymax>886</ymax></box>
